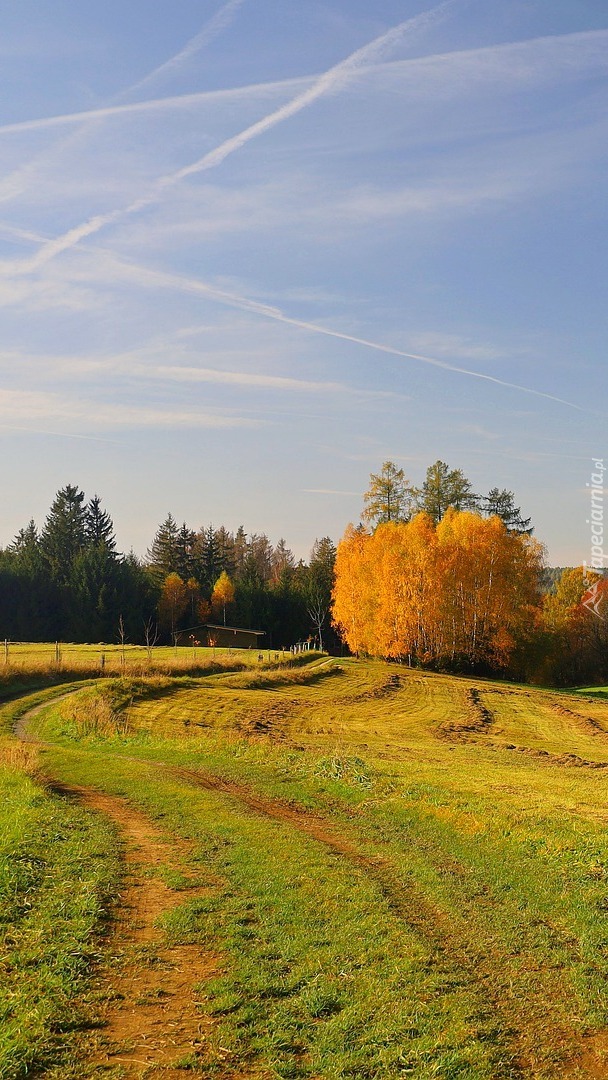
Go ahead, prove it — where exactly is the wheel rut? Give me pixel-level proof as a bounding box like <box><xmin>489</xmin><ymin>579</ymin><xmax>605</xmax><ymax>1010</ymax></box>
<box><xmin>12</xmin><ymin>694</ymin><xmax>258</xmax><ymax>1079</ymax></box>
<box><xmin>47</xmin><ymin>781</ymin><xmax>222</xmax><ymax>1078</ymax></box>
<box><xmin>14</xmin><ymin>686</ymin><xmax>608</xmax><ymax>1079</ymax></box>
<box><xmin>165</xmin><ymin>763</ymin><xmax>602</xmax><ymax>1079</ymax></box>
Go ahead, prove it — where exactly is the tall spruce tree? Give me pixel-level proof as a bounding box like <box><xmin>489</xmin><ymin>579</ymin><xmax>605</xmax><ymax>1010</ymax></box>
<box><xmin>215</xmin><ymin>526</ymin><xmax>236</xmax><ymax>578</ymax></box>
<box><xmin>40</xmin><ymin>484</ymin><xmax>88</xmax><ymax>583</ymax></box>
<box><xmin>175</xmin><ymin>522</ymin><xmax>196</xmax><ymax>581</ymax></box>
<box><xmin>271</xmin><ymin>539</ymin><xmax>295</xmax><ymax>584</ymax></box>
<box><xmin>483</xmin><ymin>488</ymin><xmax>532</xmax><ymax>534</ymax></box>
<box><xmin>147</xmin><ymin>514</ymin><xmax>180</xmax><ymax>582</ymax></box>
<box><xmin>10</xmin><ymin>521</ymin><xmax>42</xmax><ymax>573</ymax></box>
<box><xmin>85</xmin><ymin>495</ymin><xmax>117</xmax><ymax>553</ymax></box>
<box><xmin>198</xmin><ymin>525</ymin><xmax>223</xmax><ymax>590</ymax></box>
<box><xmin>244</xmin><ymin>533</ymin><xmax>273</xmax><ymax>585</ymax></box>
<box><xmin>233</xmin><ymin>525</ymin><xmax>248</xmax><ymax>580</ymax></box>
<box><xmin>362</xmin><ymin>462</ymin><xmax>414</xmax><ymax>526</ymax></box>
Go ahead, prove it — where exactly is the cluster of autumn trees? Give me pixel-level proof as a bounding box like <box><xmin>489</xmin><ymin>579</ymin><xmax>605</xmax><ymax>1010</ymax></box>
<box><xmin>0</xmin><ymin>485</ymin><xmax>337</xmax><ymax>649</ymax></box>
<box><xmin>146</xmin><ymin>512</ymin><xmax>337</xmax><ymax>648</ymax></box>
<box><xmin>331</xmin><ymin>461</ymin><xmax>608</xmax><ymax>684</ymax></box>
<box><xmin>333</xmin><ymin>512</ymin><xmax>544</xmax><ymax>674</ymax></box>
<box><xmin>0</xmin><ymin>466</ymin><xmax>605</xmax><ymax>686</ymax></box>
<box><xmin>536</xmin><ymin>567</ymin><xmax>608</xmax><ymax>685</ymax></box>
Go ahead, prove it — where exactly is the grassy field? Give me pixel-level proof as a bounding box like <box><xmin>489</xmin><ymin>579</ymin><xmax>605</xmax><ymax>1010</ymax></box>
<box><xmin>4</xmin><ymin>655</ymin><xmax>608</xmax><ymax>1078</ymax></box>
<box><xmin>0</xmin><ymin>641</ymin><xmax>290</xmax><ymax>680</ymax></box>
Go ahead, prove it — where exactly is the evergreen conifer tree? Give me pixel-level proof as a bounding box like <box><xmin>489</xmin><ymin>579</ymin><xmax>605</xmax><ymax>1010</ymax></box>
<box><xmin>40</xmin><ymin>484</ymin><xmax>88</xmax><ymax>583</ymax></box>
<box><xmin>147</xmin><ymin>514</ymin><xmax>180</xmax><ymax>581</ymax></box>
<box><xmin>417</xmin><ymin>461</ymin><xmax>477</xmax><ymax>523</ymax></box>
<box><xmin>85</xmin><ymin>495</ymin><xmax>117</xmax><ymax>553</ymax></box>
<box><xmin>483</xmin><ymin>488</ymin><xmax>532</xmax><ymax>534</ymax></box>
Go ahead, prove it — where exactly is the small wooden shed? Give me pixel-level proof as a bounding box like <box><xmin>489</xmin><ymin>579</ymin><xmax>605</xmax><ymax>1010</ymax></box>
<box><xmin>205</xmin><ymin>624</ymin><xmax>265</xmax><ymax>649</ymax></box>
<box><xmin>177</xmin><ymin>623</ymin><xmax>265</xmax><ymax>650</ymax></box>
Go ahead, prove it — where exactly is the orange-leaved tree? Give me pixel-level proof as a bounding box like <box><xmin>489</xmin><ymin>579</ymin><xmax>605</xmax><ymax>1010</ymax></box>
<box><xmin>538</xmin><ymin>568</ymin><xmax>608</xmax><ymax>684</ymax></box>
<box><xmin>435</xmin><ymin>509</ymin><xmax>543</xmax><ymax>668</ymax></box>
<box><xmin>211</xmin><ymin>570</ymin><xmax>235</xmax><ymax>626</ymax></box>
<box><xmin>331</xmin><ymin>524</ymin><xmax>375</xmax><ymax>657</ymax></box>
<box><xmin>158</xmin><ymin>572</ymin><xmax>188</xmax><ymax>642</ymax></box>
<box><xmin>332</xmin><ymin>510</ymin><xmax>543</xmax><ymax>671</ymax></box>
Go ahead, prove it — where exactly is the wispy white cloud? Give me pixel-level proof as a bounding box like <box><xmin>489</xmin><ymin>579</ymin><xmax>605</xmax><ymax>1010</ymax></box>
<box><xmin>0</xmin><ymin>341</ymin><xmax>401</xmax><ymax>402</ymax></box>
<box><xmin>0</xmin><ymin>270</ymin><xmax>106</xmax><ymax>313</ymax></box>
<box><xmin>0</xmin><ymin>221</ymin><xmax>46</xmax><ymax>245</ymax></box>
<box><xmin>139</xmin><ymin>363</ymin><xmax>402</xmax><ymax>400</ymax></box>
<box><xmin>151</xmin><ymin>365</ymin><xmax>344</xmax><ymax>393</ymax></box>
<box><xmin>376</xmin><ymin>27</ymin><xmax>608</xmax><ymax>97</ymax></box>
<box><xmin>15</xmin><ymin>0</ymin><xmax>457</xmax><ymax>274</ymax></box>
<box><xmin>107</xmin><ymin>164</ymin><xmax>567</xmax><ymax>253</ymax></box>
<box><xmin>0</xmin><ymin>79</ymin><xmax>308</xmax><ymax>141</ymax></box>
<box><xmin>89</xmin><ymin>253</ymin><xmax>589</xmax><ymax>413</ymax></box>
<box><xmin>407</xmin><ymin>331</ymin><xmax>507</xmax><ymax>363</ymax></box>
<box><xmin>0</xmin><ymin>388</ymin><xmax>259</xmax><ymax>430</ymax></box>
<box><xmin>2</xmin><ymin>25</ymin><xmax>606</xmax><ymax>143</ymax></box>
<box><xmin>0</xmin><ymin>228</ymin><xmax>591</xmax><ymax>415</ymax></box>
<box><xmin>459</xmin><ymin>423</ymin><xmax>502</xmax><ymax>440</ymax></box>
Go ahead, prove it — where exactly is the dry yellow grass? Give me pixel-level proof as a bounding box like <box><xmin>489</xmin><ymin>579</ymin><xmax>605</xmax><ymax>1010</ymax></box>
<box><xmin>0</xmin><ymin>741</ymin><xmax>39</xmax><ymax>775</ymax></box>
<box><xmin>0</xmin><ymin>641</ymin><xmax>282</xmax><ymax>680</ymax></box>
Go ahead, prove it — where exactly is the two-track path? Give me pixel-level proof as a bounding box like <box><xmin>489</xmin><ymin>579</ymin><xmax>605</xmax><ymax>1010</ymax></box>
<box><xmin>13</xmin><ymin>686</ymin><xmax>608</xmax><ymax>1079</ymax></box>
<box><xmin>15</xmin><ymin>694</ymin><xmax>238</xmax><ymax>1079</ymax></box>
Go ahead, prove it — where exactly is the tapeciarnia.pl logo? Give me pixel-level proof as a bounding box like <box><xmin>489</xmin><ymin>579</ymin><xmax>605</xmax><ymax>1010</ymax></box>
<box><xmin>582</xmin><ymin>458</ymin><xmax>606</xmax><ymax>619</ymax></box>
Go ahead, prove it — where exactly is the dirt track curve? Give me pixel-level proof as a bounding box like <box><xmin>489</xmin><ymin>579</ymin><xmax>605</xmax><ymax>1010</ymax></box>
<box><xmin>14</xmin><ymin>686</ymin><xmax>608</xmax><ymax>1079</ymax></box>
<box><xmin>14</xmin><ymin>694</ymin><xmax>252</xmax><ymax>1079</ymax></box>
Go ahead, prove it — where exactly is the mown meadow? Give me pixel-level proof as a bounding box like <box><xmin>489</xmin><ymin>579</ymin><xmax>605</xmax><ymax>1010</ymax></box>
<box><xmin>3</xmin><ymin>650</ymin><xmax>608</xmax><ymax>1078</ymax></box>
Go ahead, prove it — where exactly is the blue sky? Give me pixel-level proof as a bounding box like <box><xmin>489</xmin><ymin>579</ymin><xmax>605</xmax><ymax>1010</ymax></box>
<box><xmin>0</xmin><ymin>0</ymin><xmax>606</xmax><ymax>564</ymax></box>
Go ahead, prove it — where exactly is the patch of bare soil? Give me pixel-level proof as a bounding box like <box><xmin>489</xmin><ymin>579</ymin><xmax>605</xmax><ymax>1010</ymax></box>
<box><xmin>51</xmin><ymin>783</ymin><xmax>221</xmax><ymax>1078</ymax></box>
<box><xmin>577</xmin><ymin>1032</ymin><xmax>608</xmax><ymax>1079</ymax></box>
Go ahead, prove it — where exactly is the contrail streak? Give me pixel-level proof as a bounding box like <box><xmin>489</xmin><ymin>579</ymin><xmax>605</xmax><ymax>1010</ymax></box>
<box><xmin>18</xmin><ymin>0</ymin><xmax>458</xmax><ymax>274</ymax></box>
<box><xmin>0</xmin><ymin>0</ymin><xmax>248</xmax><ymax>204</ymax></box>
<box><xmin>98</xmin><ymin>253</ymin><xmax>587</xmax><ymax>414</ymax></box>
<box><xmin>0</xmin><ymin>423</ymin><xmax>120</xmax><ymax>444</ymax></box>
<box><xmin>1</xmin><ymin>26</ymin><xmax>605</xmax><ymax>143</ymax></box>
<box><xmin>124</xmin><ymin>0</ymin><xmax>247</xmax><ymax>98</ymax></box>
<box><xmin>0</xmin><ymin>79</ymin><xmax>306</xmax><ymax>139</ymax></box>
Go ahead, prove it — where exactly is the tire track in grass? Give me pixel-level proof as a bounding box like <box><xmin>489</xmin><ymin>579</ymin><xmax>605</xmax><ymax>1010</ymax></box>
<box><xmin>12</xmin><ymin>692</ymin><xmax>257</xmax><ymax>1079</ymax></box>
<box><xmin>50</xmin><ymin>781</ymin><xmax>222</xmax><ymax>1079</ymax></box>
<box><xmin>15</xmin><ymin>686</ymin><xmax>608</xmax><ymax>1077</ymax></box>
<box><xmin>164</xmin><ymin>762</ymin><xmax>608</xmax><ymax>1080</ymax></box>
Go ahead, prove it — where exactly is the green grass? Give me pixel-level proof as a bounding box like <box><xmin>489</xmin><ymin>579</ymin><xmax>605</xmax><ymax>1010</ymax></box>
<box><xmin>32</xmin><ymin>748</ymin><xmax>514</xmax><ymax>1079</ymax></box>
<box><xmin>0</xmin><ymin>758</ymin><xmax>120</xmax><ymax>1080</ymax></box>
<box><xmin>5</xmin><ymin>659</ymin><xmax>608</xmax><ymax>1077</ymax></box>
<box><xmin>576</xmin><ymin>686</ymin><xmax>608</xmax><ymax>699</ymax></box>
